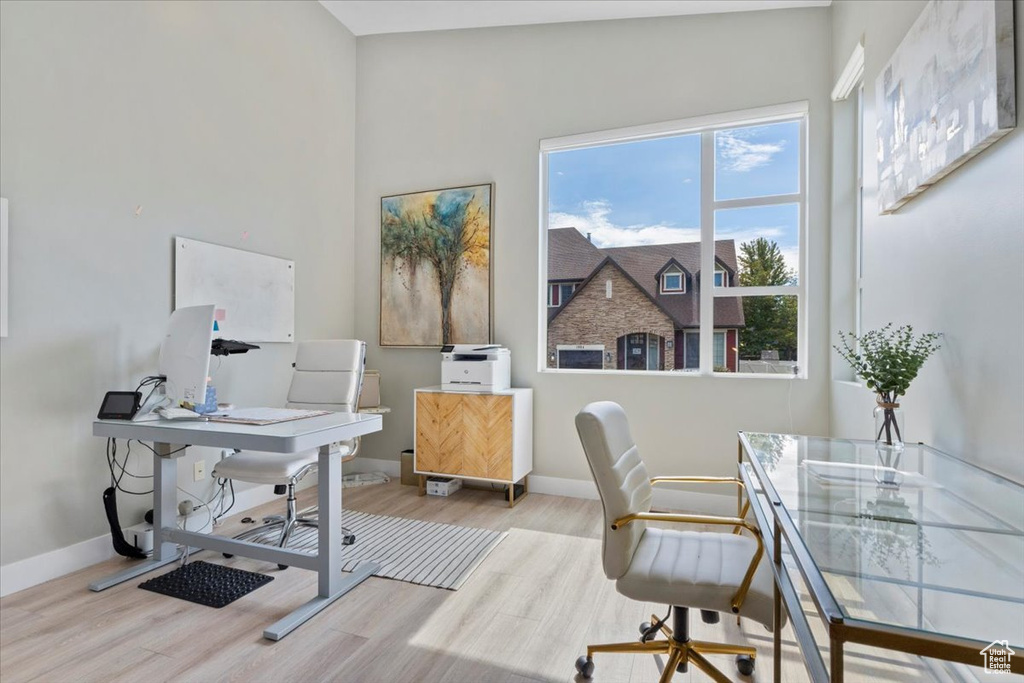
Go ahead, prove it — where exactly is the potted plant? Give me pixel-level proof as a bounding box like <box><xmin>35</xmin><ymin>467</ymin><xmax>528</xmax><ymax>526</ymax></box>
<box><xmin>834</xmin><ymin>324</ymin><xmax>941</xmax><ymax>450</ymax></box>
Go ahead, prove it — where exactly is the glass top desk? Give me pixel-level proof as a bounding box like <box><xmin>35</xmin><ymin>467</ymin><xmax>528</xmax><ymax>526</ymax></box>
<box><xmin>737</xmin><ymin>432</ymin><xmax>1024</xmax><ymax>681</ymax></box>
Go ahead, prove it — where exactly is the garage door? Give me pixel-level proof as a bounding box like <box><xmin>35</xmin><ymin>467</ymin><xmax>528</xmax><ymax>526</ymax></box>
<box><xmin>557</xmin><ymin>346</ymin><xmax>604</xmax><ymax>369</ymax></box>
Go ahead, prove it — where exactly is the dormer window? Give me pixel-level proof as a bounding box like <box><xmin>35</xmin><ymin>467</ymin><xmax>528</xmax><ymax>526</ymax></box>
<box><xmin>661</xmin><ymin>269</ymin><xmax>685</xmax><ymax>293</ymax></box>
<box><xmin>714</xmin><ymin>268</ymin><xmax>728</xmax><ymax>288</ymax></box>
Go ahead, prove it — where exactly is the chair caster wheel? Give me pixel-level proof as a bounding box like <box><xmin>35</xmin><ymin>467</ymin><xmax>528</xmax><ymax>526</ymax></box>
<box><xmin>638</xmin><ymin>621</ymin><xmax>654</xmax><ymax>642</ymax></box>
<box><xmin>278</xmin><ymin>564</ymin><xmax>288</xmax><ymax>570</ymax></box>
<box><xmin>223</xmin><ymin>553</ymin><xmax>233</xmax><ymax>558</ymax></box>
<box><xmin>736</xmin><ymin>654</ymin><xmax>755</xmax><ymax>676</ymax></box>
<box><xmin>343</xmin><ymin>535</ymin><xmax>355</xmax><ymax>545</ymax></box>
<box><xmin>575</xmin><ymin>655</ymin><xmax>594</xmax><ymax>678</ymax></box>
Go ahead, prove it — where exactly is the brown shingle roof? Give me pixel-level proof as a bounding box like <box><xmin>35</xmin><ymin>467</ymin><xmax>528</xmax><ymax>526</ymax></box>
<box><xmin>547</xmin><ymin>227</ymin><xmax>605</xmax><ymax>281</ymax></box>
<box><xmin>548</xmin><ymin>228</ymin><xmax>745</xmax><ymax>328</ymax></box>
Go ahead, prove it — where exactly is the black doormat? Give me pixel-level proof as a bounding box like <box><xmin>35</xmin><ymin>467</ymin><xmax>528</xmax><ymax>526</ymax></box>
<box><xmin>139</xmin><ymin>561</ymin><xmax>274</xmax><ymax>608</ymax></box>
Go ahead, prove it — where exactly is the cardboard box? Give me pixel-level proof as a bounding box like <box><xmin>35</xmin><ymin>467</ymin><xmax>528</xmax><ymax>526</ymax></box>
<box><xmin>358</xmin><ymin>370</ymin><xmax>380</xmax><ymax>408</ymax></box>
<box><xmin>426</xmin><ymin>476</ymin><xmax>462</xmax><ymax>497</ymax></box>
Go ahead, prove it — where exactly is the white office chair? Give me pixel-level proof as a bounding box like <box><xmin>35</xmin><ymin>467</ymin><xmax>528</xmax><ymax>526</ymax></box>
<box><xmin>573</xmin><ymin>401</ymin><xmax>780</xmax><ymax>682</ymax></box>
<box><xmin>213</xmin><ymin>340</ymin><xmax>366</xmax><ymax>568</ymax></box>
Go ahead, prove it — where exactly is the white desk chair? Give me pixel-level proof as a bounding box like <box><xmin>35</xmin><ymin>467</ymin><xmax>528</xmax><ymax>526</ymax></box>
<box><xmin>573</xmin><ymin>401</ymin><xmax>780</xmax><ymax>682</ymax></box>
<box><xmin>213</xmin><ymin>340</ymin><xmax>366</xmax><ymax>568</ymax></box>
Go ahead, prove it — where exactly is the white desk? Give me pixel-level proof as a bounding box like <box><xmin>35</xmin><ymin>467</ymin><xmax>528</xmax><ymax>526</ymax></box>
<box><xmin>91</xmin><ymin>411</ymin><xmax>383</xmax><ymax>641</ymax></box>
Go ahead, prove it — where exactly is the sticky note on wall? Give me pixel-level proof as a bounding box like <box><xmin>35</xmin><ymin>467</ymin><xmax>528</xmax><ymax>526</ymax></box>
<box><xmin>214</xmin><ymin>309</ymin><xmax>226</xmax><ymax>321</ymax></box>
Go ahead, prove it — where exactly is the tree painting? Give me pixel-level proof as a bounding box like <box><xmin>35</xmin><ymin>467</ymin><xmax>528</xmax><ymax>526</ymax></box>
<box><xmin>380</xmin><ymin>184</ymin><xmax>492</xmax><ymax>346</ymax></box>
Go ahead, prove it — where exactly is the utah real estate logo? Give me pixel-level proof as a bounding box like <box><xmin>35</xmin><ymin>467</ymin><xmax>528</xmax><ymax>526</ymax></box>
<box><xmin>981</xmin><ymin>640</ymin><xmax>1015</xmax><ymax>675</ymax></box>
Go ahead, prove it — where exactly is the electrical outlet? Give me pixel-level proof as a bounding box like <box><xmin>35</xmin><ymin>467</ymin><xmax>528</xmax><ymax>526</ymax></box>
<box><xmin>193</xmin><ymin>460</ymin><xmax>206</xmax><ymax>482</ymax></box>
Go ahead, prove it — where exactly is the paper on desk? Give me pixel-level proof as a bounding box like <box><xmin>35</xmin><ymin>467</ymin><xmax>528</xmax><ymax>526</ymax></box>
<box><xmin>207</xmin><ymin>407</ymin><xmax>331</xmax><ymax>425</ymax></box>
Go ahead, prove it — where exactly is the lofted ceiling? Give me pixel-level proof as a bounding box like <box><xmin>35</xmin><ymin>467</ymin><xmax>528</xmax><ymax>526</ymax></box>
<box><xmin>319</xmin><ymin>0</ymin><xmax>832</xmax><ymax>37</ymax></box>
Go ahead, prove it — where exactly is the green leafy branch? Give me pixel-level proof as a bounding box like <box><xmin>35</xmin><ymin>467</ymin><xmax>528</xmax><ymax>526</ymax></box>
<box><xmin>834</xmin><ymin>324</ymin><xmax>942</xmax><ymax>400</ymax></box>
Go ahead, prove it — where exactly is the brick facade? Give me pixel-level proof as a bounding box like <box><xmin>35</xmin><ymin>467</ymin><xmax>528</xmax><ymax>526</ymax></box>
<box><xmin>548</xmin><ymin>263</ymin><xmax>676</xmax><ymax>370</ymax></box>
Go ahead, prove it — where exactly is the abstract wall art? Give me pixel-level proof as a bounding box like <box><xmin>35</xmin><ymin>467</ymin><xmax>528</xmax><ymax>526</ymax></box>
<box><xmin>876</xmin><ymin>0</ymin><xmax>1016</xmax><ymax>214</ymax></box>
<box><xmin>380</xmin><ymin>183</ymin><xmax>493</xmax><ymax>347</ymax></box>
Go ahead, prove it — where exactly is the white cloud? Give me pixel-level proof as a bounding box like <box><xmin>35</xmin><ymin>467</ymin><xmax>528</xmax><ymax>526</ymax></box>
<box><xmin>716</xmin><ymin>131</ymin><xmax>786</xmax><ymax>172</ymax></box>
<box><xmin>549</xmin><ymin>200</ymin><xmax>699</xmax><ymax>248</ymax></box>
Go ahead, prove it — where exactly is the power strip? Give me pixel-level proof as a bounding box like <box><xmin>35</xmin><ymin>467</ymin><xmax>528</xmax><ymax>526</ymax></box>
<box><xmin>123</xmin><ymin>508</ymin><xmax>200</xmax><ymax>554</ymax></box>
<box><xmin>123</xmin><ymin>522</ymin><xmax>153</xmax><ymax>554</ymax></box>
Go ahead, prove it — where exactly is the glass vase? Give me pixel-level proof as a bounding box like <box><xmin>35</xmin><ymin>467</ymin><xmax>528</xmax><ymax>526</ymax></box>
<box><xmin>873</xmin><ymin>398</ymin><xmax>904</xmax><ymax>452</ymax></box>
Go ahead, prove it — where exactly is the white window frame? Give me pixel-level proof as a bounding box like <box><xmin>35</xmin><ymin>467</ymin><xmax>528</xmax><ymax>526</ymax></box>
<box><xmin>855</xmin><ymin>83</ymin><xmax>864</xmax><ymax>338</ymax></box>
<box><xmin>661</xmin><ymin>269</ymin><xmax>684</xmax><ymax>293</ymax></box>
<box><xmin>646</xmin><ymin>334</ymin><xmax>661</xmax><ymax>371</ymax></box>
<box><xmin>683</xmin><ymin>330</ymin><xmax>699</xmax><ymax>370</ymax></box>
<box><xmin>538</xmin><ymin>101</ymin><xmax>808</xmax><ymax>379</ymax></box>
<box><xmin>548</xmin><ymin>282</ymin><xmax>577</xmax><ymax>308</ymax></box>
<box><xmin>713</xmin><ymin>330</ymin><xmax>726</xmax><ymax>368</ymax></box>
<box><xmin>547</xmin><ymin>283</ymin><xmax>560</xmax><ymax>307</ymax></box>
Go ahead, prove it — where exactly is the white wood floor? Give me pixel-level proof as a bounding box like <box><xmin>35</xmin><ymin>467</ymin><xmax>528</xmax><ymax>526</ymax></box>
<box><xmin>0</xmin><ymin>480</ymin><xmax>957</xmax><ymax>682</ymax></box>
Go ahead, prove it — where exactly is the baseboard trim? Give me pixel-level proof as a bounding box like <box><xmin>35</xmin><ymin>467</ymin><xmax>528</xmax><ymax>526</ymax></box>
<box><xmin>0</xmin><ymin>534</ymin><xmax>118</xmax><ymax>599</ymax></box>
<box><xmin>349</xmin><ymin>459</ymin><xmax>734</xmax><ymax>514</ymax></box>
<box><xmin>527</xmin><ymin>474</ymin><xmax>736</xmax><ymax>516</ymax></box>
<box><xmin>344</xmin><ymin>457</ymin><xmax>401</xmax><ymax>477</ymax></box>
<box><xmin>0</xmin><ymin>482</ymin><xmax>292</xmax><ymax>598</ymax></box>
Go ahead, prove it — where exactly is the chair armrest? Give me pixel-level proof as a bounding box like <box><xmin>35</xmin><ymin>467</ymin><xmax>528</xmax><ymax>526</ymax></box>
<box><xmin>649</xmin><ymin>476</ymin><xmax>745</xmax><ymax>491</ymax></box>
<box><xmin>649</xmin><ymin>476</ymin><xmax>750</xmax><ymax>534</ymax></box>
<box><xmin>611</xmin><ymin>511</ymin><xmax>764</xmax><ymax>614</ymax></box>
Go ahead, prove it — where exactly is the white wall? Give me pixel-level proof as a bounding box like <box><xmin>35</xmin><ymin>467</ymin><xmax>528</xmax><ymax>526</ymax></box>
<box><xmin>829</xmin><ymin>0</ymin><xmax>1024</xmax><ymax>482</ymax></box>
<box><xmin>0</xmin><ymin>0</ymin><xmax>357</xmax><ymax>565</ymax></box>
<box><xmin>353</xmin><ymin>9</ymin><xmax>833</xmax><ymax>487</ymax></box>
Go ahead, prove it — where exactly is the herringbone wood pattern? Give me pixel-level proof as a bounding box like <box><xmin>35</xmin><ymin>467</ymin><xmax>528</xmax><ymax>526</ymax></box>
<box><xmin>461</xmin><ymin>395</ymin><xmax>513</xmax><ymax>480</ymax></box>
<box><xmin>415</xmin><ymin>392</ymin><xmax>464</xmax><ymax>474</ymax></box>
<box><xmin>418</xmin><ymin>392</ymin><xmax>513</xmax><ymax>480</ymax></box>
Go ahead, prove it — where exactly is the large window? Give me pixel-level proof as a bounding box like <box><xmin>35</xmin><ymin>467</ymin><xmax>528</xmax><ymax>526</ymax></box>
<box><xmin>540</xmin><ymin>103</ymin><xmax>807</xmax><ymax>377</ymax></box>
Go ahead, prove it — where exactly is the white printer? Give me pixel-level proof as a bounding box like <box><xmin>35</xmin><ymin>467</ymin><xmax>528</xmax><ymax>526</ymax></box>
<box><xmin>441</xmin><ymin>344</ymin><xmax>511</xmax><ymax>392</ymax></box>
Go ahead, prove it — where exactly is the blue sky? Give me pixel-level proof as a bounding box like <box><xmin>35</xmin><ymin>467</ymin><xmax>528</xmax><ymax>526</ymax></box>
<box><xmin>548</xmin><ymin>120</ymin><xmax>800</xmax><ymax>277</ymax></box>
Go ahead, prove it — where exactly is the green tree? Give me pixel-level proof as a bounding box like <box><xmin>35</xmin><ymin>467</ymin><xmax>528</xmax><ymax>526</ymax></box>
<box><xmin>737</xmin><ymin>238</ymin><xmax>797</xmax><ymax>361</ymax></box>
<box><xmin>382</xmin><ymin>190</ymin><xmax>488</xmax><ymax>344</ymax></box>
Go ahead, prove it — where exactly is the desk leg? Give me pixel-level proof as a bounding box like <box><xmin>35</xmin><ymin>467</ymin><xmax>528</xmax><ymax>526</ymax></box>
<box><xmin>830</xmin><ymin>636</ymin><xmax>843</xmax><ymax>682</ymax></box>
<box><xmin>263</xmin><ymin>443</ymin><xmax>379</xmax><ymax>641</ymax></box>
<box><xmin>89</xmin><ymin>443</ymin><xmax>181</xmax><ymax>592</ymax></box>
<box><xmin>773</xmin><ymin>518</ymin><xmax>782</xmax><ymax>683</ymax></box>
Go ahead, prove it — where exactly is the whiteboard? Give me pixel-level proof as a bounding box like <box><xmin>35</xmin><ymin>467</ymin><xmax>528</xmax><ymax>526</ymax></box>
<box><xmin>174</xmin><ymin>237</ymin><xmax>294</xmax><ymax>342</ymax></box>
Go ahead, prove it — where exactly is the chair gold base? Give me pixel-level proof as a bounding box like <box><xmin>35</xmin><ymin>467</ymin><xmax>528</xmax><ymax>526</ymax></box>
<box><xmin>578</xmin><ymin>612</ymin><xmax>756</xmax><ymax>683</ymax></box>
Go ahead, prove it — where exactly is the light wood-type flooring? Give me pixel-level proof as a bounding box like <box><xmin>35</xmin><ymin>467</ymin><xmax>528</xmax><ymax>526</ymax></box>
<box><xmin>1</xmin><ymin>480</ymin><xmax>962</xmax><ymax>682</ymax></box>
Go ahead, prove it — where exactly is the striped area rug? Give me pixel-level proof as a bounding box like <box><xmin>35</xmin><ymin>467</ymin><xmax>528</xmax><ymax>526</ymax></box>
<box><xmin>246</xmin><ymin>509</ymin><xmax>506</xmax><ymax>590</ymax></box>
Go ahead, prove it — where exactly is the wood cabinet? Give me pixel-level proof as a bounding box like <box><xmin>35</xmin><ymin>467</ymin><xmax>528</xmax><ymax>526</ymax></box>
<box><xmin>414</xmin><ymin>387</ymin><xmax>532</xmax><ymax>505</ymax></box>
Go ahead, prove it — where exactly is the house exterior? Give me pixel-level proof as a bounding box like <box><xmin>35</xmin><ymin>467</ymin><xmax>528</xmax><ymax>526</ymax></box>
<box><xmin>547</xmin><ymin>227</ymin><xmax>744</xmax><ymax>371</ymax></box>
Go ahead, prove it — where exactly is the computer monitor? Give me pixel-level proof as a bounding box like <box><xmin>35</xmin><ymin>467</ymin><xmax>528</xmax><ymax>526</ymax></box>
<box><xmin>159</xmin><ymin>304</ymin><xmax>215</xmax><ymax>407</ymax></box>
